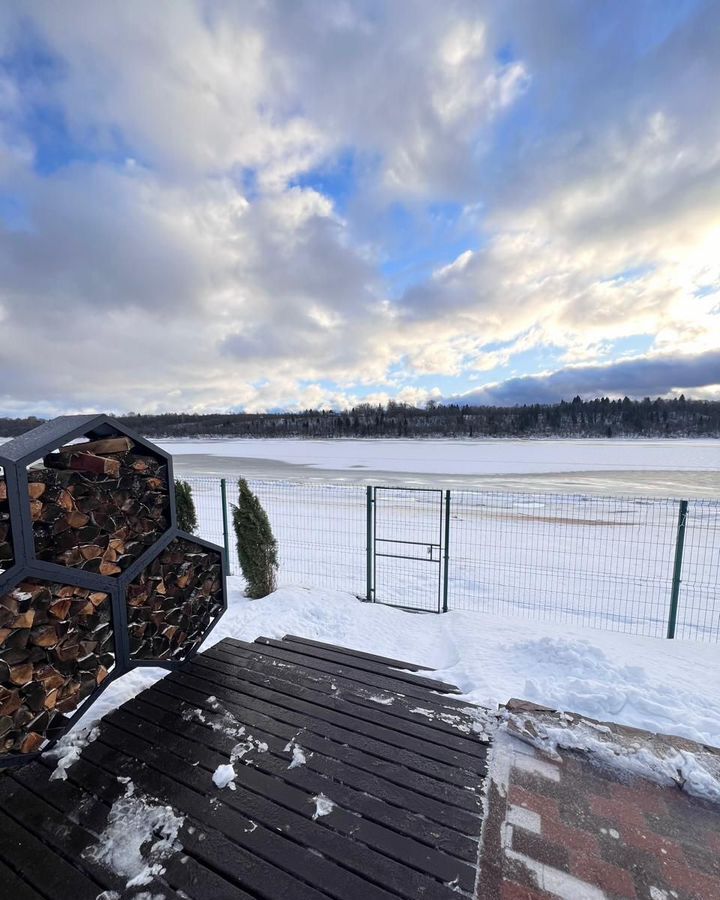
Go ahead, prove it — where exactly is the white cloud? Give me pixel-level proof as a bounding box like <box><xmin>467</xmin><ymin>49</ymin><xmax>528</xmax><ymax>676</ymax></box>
<box><xmin>0</xmin><ymin>1</ymin><xmax>718</xmax><ymax>415</ymax></box>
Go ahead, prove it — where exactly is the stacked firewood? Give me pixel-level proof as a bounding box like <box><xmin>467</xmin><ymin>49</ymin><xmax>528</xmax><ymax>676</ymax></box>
<box><xmin>0</xmin><ymin>579</ymin><xmax>114</xmax><ymax>754</ymax></box>
<box><xmin>0</xmin><ymin>473</ymin><xmax>13</xmax><ymax>570</ymax></box>
<box><xmin>29</xmin><ymin>437</ymin><xmax>169</xmax><ymax>574</ymax></box>
<box><xmin>127</xmin><ymin>537</ymin><xmax>223</xmax><ymax>660</ymax></box>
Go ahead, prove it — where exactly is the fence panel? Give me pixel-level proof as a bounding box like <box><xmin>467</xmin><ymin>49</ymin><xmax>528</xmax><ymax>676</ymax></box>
<box><xmin>185</xmin><ymin>474</ymin><xmax>720</xmax><ymax>641</ymax></box>
<box><xmin>187</xmin><ymin>476</ymin><xmax>367</xmax><ymax>596</ymax></box>
<box><xmin>448</xmin><ymin>492</ymin><xmax>681</xmax><ymax>638</ymax></box>
<box><xmin>674</xmin><ymin>499</ymin><xmax>720</xmax><ymax>641</ymax></box>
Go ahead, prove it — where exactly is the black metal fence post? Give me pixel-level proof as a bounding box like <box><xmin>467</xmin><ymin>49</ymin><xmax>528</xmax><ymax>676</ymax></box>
<box><xmin>221</xmin><ymin>478</ymin><xmax>231</xmax><ymax>569</ymax></box>
<box><xmin>442</xmin><ymin>490</ymin><xmax>451</xmax><ymax>613</ymax></box>
<box><xmin>366</xmin><ymin>485</ymin><xmax>374</xmax><ymax>601</ymax></box>
<box><xmin>667</xmin><ymin>499</ymin><xmax>689</xmax><ymax>639</ymax></box>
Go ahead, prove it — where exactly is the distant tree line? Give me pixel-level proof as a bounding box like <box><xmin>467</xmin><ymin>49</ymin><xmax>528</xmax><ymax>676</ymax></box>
<box><xmin>1</xmin><ymin>396</ymin><xmax>718</xmax><ymax>440</ymax></box>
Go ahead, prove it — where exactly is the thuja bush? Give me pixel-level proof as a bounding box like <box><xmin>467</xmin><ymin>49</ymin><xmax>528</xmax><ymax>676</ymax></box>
<box><xmin>175</xmin><ymin>479</ymin><xmax>198</xmax><ymax>534</ymax></box>
<box><xmin>232</xmin><ymin>478</ymin><xmax>278</xmax><ymax>599</ymax></box>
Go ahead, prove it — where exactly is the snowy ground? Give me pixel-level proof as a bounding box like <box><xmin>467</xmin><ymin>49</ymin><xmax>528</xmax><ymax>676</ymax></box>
<box><xmin>70</xmin><ymin>578</ymin><xmax>720</xmax><ymax>753</ymax></box>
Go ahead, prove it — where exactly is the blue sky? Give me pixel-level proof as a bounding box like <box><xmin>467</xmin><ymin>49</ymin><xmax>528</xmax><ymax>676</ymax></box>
<box><xmin>0</xmin><ymin>1</ymin><xmax>718</xmax><ymax>416</ymax></box>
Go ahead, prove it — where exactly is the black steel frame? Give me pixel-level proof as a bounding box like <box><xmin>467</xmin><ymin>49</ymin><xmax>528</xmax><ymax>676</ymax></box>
<box><xmin>0</xmin><ymin>414</ymin><xmax>228</xmax><ymax>767</ymax></box>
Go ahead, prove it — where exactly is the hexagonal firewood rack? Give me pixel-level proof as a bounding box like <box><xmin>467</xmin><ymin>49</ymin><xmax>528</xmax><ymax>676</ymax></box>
<box><xmin>0</xmin><ymin>415</ymin><xmax>227</xmax><ymax>765</ymax></box>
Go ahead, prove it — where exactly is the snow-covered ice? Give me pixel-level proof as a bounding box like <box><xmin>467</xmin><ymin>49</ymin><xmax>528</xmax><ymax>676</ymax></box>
<box><xmin>159</xmin><ymin>437</ymin><xmax>720</xmax><ymax>477</ymax></box>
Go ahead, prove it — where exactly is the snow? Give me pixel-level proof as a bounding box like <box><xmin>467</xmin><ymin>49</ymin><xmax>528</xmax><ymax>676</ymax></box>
<box><xmin>203</xmin><ymin>580</ymin><xmax>720</xmax><ymax>750</ymax></box>
<box><xmin>310</xmin><ymin>793</ymin><xmax>335</xmax><ymax>819</ymax></box>
<box><xmin>158</xmin><ymin>437</ymin><xmax>720</xmax><ymax>476</ymax></box>
<box><xmin>212</xmin><ymin>763</ymin><xmax>236</xmax><ymax>790</ymax></box>
<box><xmin>83</xmin><ymin>778</ymin><xmax>184</xmax><ymax>886</ymax></box>
<box><xmin>71</xmin><ymin>666</ymin><xmax>169</xmax><ymax>734</ymax></box>
<box><xmin>284</xmin><ymin>741</ymin><xmax>307</xmax><ymax>769</ymax></box>
<box><xmin>48</xmin><ymin>577</ymin><xmax>720</xmax><ymax>806</ymax></box>
<box><xmin>44</xmin><ymin>725</ymin><xmax>99</xmax><ymax>780</ymax></box>
<box><xmin>504</xmin><ymin>710</ymin><xmax>720</xmax><ymax>804</ymax></box>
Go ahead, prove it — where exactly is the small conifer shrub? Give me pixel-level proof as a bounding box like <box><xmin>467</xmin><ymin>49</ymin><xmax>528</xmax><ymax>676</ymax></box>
<box><xmin>232</xmin><ymin>478</ymin><xmax>278</xmax><ymax>598</ymax></box>
<box><xmin>174</xmin><ymin>479</ymin><xmax>198</xmax><ymax>534</ymax></box>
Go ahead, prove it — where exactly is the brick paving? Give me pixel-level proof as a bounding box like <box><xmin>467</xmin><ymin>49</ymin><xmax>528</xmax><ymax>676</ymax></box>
<box><xmin>477</xmin><ymin>727</ymin><xmax>720</xmax><ymax>899</ymax></box>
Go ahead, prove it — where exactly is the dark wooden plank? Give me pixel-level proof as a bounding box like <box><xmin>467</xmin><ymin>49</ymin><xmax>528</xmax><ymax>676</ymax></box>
<box><xmin>9</xmin><ymin>765</ymin><xmax>187</xmax><ymax>900</ymax></box>
<box><xmin>160</xmin><ymin>668</ymin><xmax>483</xmax><ymax>809</ymax></box>
<box><xmin>124</xmin><ymin>693</ymin><xmax>481</xmax><ymax>863</ymax></box>
<box><xmin>281</xmin><ymin>634</ymin><xmax>435</xmax><ymax>671</ymax></box>
<box><xmin>1</xmin><ymin>775</ymin><xmax>145</xmax><ymax>898</ymax></box>
<box><xmin>98</xmin><ymin>710</ymin><xmax>471</xmax><ymax>899</ymax></box>
<box><xmin>209</xmin><ymin>639</ymin><xmax>469</xmax><ymax>723</ymax></box>
<box><xmin>258</xmin><ymin>636</ymin><xmax>458</xmax><ymax>693</ymax></box>
<box><xmin>34</xmin><ymin>756</ymin><xmax>255</xmax><ymax>900</ymax></box>
<box><xmin>72</xmin><ymin>741</ymin><xmax>335</xmax><ymax>900</ymax></box>
<box><xmin>204</xmin><ymin>643</ymin><xmax>488</xmax><ymax>758</ymax></box>
<box><xmin>0</xmin><ymin>807</ymin><xmax>101</xmax><ymax>900</ymax></box>
<box><xmin>148</xmin><ymin>677</ymin><xmax>482</xmax><ymax>832</ymax></box>
<box><xmin>225</xmin><ymin>637</ymin><xmax>463</xmax><ymax>701</ymax></box>
<box><xmin>189</xmin><ymin>652</ymin><xmax>486</xmax><ymax>779</ymax></box>
<box><xmin>125</xmin><ymin>693</ymin><xmax>481</xmax><ymax>866</ymax></box>
<box><xmin>0</xmin><ymin>857</ymin><xmax>40</xmax><ymax>900</ymax></box>
<box><xmin>0</xmin><ymin>634</ymin><xmax>488</xmax><ymax>900</ymax></box>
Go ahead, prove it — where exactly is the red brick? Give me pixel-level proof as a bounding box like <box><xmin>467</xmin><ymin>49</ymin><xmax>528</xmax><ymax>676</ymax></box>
<box><xmin>589</xmin><ymin>795</ymin><xmax>648</xmax><ymax>830</ymax></box>
<box><xmin>571</xmin><ymin>856</ymin><xmax>638</xmax><ymax>898</ymax></box>
<box><xmin>501</xmin><ymin>881</ymin><xmax>552</xmax><ymax>900</ymax></box>
<box><xmin>705</xmin><ymin>827</ymin><xmax>720</xmax><ymax>855</ymax></box>
<box><xmin>622</xmin><ymin>826</ymin><xmax>686</xmax><ymax>864</ymax></box>
<box><xmin>662</xmin><ymin>858</ymin><xmax>720</xmax><ymax>899</ymax></box>
<box><xmin>508</xmin><ymin>784</ymin><xmax>561</xmax><ymax>822</ymax></box>
<box><xmin>608</xmin><ymin>781</ymin><xmax>669</xmax><ymax>816</ymax></box>
<box><xmin>542</xmin><ymin>816</ymin><xmax>600</xmax><ymax>858</ymax></box>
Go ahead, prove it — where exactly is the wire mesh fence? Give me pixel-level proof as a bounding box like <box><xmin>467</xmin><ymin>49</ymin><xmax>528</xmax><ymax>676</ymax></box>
<box><xmin>188</xmin><ymin>477</ymin><xmax>366</xmax><ymax>595</ymax></box>
<box><xmin>448</xmin><ymin>491</ymin><xmax>682</xmax><ymax>637</ymax></box>
<box><xmin>185</xmin><ymin>475</ymin><xmax>720</xmax><ymax>642</ymax></box>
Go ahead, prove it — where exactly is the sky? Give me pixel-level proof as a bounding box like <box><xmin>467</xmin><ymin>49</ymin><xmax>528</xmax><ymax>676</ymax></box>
<box><xmin>0</xmin><ymin>0</ymin><xmax>718</xmax><ymax>417</ymax></box>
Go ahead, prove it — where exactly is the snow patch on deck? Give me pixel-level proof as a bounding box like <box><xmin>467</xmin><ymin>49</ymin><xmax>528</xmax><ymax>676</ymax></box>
<box><xmin>83</xmin><ymin>778</ymin><xmax>184</xmax><ymax>886</ymax></box>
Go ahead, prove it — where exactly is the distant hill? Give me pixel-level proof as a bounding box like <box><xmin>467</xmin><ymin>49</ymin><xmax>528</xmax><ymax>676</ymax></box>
<box><xmin>2</xmin><ymin>396</ymin><xmax>719</xmax><ymax>440</ymax></box>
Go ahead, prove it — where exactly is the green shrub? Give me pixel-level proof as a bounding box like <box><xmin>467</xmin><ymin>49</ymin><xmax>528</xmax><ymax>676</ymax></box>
<box><xmin>175</xmin><ymin>479</ymin><xmax>198</xmax><ymax>534</ymax></box>
<box><xmin>232</xmin><ymin>478</ymin><xmax>278</xmax><ymax>598</ymax></box>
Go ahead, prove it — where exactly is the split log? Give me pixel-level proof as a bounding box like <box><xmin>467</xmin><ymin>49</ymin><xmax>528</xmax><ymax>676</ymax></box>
<box><xmin>58</xmin><ymin>436</ymin><xmax>134</xmax><ymax>456</ymax></box>
<box><xmin>0</xmin><ymin>579</ymin><xmax>114</xmax><ymax>755</ymax></box>
<box><xmin>30</xmin><ymin>445</ymin><xmax>169</xmax><ymax>573</ymax></box>
<box><xmin>128</xmin><ymin>537</ymin><xmax>223</xmax><ymax>661</ymax></box>
<box><xmin>44</xmin><ymin>451</ymin><xmax>121</xmax><ymax>477</ymax></box>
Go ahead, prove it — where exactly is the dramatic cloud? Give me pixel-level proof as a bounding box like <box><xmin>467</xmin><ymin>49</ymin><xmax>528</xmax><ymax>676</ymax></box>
<box><xmin>0</xmin><ymin>0</ymin><xmax>718</xmax><ymax>415</ymax></box>
<box><xmin>456</xmin><ymin>350</ymin><xmax>720</xmax><ymax>407</ymax></box>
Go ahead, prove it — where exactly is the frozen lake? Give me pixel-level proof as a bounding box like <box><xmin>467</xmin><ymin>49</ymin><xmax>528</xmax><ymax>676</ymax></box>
<box><xmin>160</xmin><ymin>437</ymin><xmax>720</xmax><ymax>497</ymax></box>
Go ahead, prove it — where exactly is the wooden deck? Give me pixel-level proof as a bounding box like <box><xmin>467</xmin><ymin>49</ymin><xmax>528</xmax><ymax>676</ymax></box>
<box><xmin>0</xmin><ymin>635</ymin><xmax>489</xmax><ymax>899</ymax></box>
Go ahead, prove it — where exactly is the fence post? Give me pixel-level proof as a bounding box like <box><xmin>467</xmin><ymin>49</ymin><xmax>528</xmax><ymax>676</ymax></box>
<box><xmin>442</xmin><ymin>490</ymin><xmax>451</xmax><ymax>613</ymax></box>
<box><xmin>366</xmin><ymin>486</ymin><xmax>374</xmax><ymax>601</ymax></box>
<box><xmin>667</xmin><ymin>499</ymin><xmax>689</xmax><ymax>639</ymax></box>
<box><xmin>220</xmin><ymin>478</ymin><xmax>231</xmax><ymax>570</ymax></box>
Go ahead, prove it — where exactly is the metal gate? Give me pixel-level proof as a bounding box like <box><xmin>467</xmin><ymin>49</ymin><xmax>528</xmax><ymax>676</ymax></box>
<box><xmin>366</xmin><ymin>486</ymin><xmax>450</xmax><ymax>612</ymax></box>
